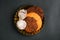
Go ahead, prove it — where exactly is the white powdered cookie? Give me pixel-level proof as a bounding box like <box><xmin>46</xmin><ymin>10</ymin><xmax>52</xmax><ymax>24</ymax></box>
<box><xmin>16</xmin><ymin>20</ymin><xmax>27</xmax><ymax>30</ymax></box>
<box><xmin>18</xmin><ymin>9</ymin><xmax>27</xmax><ymax>19</ymax></box>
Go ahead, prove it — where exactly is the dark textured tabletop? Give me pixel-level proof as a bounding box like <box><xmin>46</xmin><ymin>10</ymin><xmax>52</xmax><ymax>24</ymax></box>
<box><xmin>0</xmin><ymin>0</ymin><xmax>60</xmax><ymax>40</ymax></box>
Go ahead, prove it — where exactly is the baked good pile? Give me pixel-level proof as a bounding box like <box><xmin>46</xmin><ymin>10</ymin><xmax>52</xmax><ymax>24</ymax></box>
<box><xmin>14</xmin><ymin>5</ymin><xmax>44</xmax><ymax>35</ymax></box>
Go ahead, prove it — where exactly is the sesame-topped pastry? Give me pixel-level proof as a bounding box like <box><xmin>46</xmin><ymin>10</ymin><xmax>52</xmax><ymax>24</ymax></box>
<box><xmin>14</xmin><ymin>5</ymin><xmax>44</xmax><ymax>35</ymax></box>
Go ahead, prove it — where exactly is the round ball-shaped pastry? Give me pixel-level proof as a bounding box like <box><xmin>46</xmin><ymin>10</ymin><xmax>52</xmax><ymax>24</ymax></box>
<box><xmin>16</xmin><ymin>20</ymin><xmax>27</xmax><ymax>30</ymax></box>
<box><xmin>18</xmin><ymin>9</ymin><xmax>27</xmax><ymax>20</ymax></box>
<box><xmin>14</xmin><ymin>5</ymin><xmax>44</xmax><ymax>35</ymax></box>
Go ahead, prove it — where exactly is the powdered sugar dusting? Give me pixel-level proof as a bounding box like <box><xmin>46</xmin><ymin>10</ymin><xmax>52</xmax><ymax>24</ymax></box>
<box><xmin>16</xmin><ymin>9</ymin><xmax>27</xmax><ymax>30</ymax></box>
<box><xmin>17</xmin><ymin>20</ymin><xmax>27</xmax><ymax>30</ymax></box>
<box><xmin>18</xmin><ymin>9</ymin><xmax>27</xmax><ymax>19</ymax></box>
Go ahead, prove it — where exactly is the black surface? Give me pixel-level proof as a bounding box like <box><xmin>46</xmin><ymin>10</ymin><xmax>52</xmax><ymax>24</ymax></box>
<box><xmin>0</xmin><ymin>0</ymin><xmax>60</xmax><ymax>40</ymax></box>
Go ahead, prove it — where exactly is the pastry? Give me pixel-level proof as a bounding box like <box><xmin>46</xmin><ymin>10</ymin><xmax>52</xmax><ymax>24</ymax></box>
<box><xmin>14</xmin><ymin>5</ymin><xmax>44</xmax><ymax>35</ymax></box>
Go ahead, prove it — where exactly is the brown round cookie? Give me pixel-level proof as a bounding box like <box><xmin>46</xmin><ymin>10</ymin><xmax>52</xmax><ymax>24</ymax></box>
<box><xmin>24</xmin><ymin>17</ymin><xmax>38</xmax><ymax>33</ymax></box>
<box><xmin>27</xmin><ymin>6</ymin><xmax>44</xmax><ymax>19</ymax></box>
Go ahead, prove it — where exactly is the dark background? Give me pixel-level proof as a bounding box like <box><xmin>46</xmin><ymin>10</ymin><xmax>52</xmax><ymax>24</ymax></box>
<box><xmin>0</xmin><ymin>0</ymin><xmax>60</xmax><ymax>40</ymax></box>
